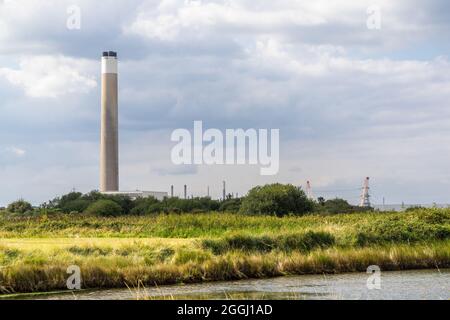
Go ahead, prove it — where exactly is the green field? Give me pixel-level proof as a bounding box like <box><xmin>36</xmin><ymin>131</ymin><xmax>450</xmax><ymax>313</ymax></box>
<box><xmin>0</xmin><ymin>209</ymin><xmax>449</xmax><ymax>294</ymax></box>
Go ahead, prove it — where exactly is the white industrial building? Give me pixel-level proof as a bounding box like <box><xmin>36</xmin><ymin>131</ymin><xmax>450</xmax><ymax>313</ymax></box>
<box><xmin>101</xmin><ymin>191</ymin><xmax>168</xmax><ymax>201</ymax></box>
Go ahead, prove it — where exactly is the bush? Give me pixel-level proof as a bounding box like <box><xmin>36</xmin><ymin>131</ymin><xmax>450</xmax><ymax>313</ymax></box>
<box><xmin>7</xmin><ymin>200</ymin><xmax>33</xmax><ymax>214</ymax></box>
<box><xmin>323</xmin><ymin>198</ymin><xmax>353</xmax><ymax>214</ymax></box>
<box><xmin>405</xmin><ymin>206</ymin><xmax>424</xmax><ymax>212</ymax></box>
<box><xmin>239</xmin><ymin>184</ymin><xmax>314</xmax><ymax>216</ymax></box>
<box><xmin>314</xmin><ymin>198</ymin><xmax>373</xmax><ymax>214</ymax></box>
<box><xmin>219</xmin><ymin>198</ymin><xmax>242</xmax><ymax>213</ymax></box>
<box><xmin>129</xmin><ymin>197</ymin><xmax>160</xmax><ymax>215</ymax></box>
<box><xmin>160</xmin><ymin>197</ymin><xmax>221</xmax><ymax>213</ymax></box>
<box><xmin>355</xmin><ymin>211</ymin><xmax>450</xmax><ymax>245</ymax></box>
<box><xmin>85</xmin><ymin>200</ymin><xmax>123</xmax><ymax>216</ymax></box>
<box><xmin>45</xmin><ymin>190</ymin><xmax>229</xmax><ymax>215</ymax></box>
<box><xmin>147</xmin><ymin>203</ymin><xmax>164</xmax><ymax>214</ymax></box>
<box><xmin>104</xmin><ymin>195</ymin><xmax>134</xmax><ymax>215</ymax></box>
<box><xmin>54</xmin><ymin>192</ymin><xmax>83</xmax><ymax>209</ymax></box>
<box><xmin>202</xmin><ymin>231</ymin><xmax>335</xmax><ymax>254</ymax></box>
<box><xmin>61</xmin><ymin>199</ymin><xmax>91</xmax><ymax>214</ymax></box>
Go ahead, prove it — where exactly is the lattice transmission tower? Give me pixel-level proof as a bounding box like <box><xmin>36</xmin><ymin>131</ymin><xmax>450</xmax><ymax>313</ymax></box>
<box><xmin>359</xmin><ymin>177</ymin><xmax>371</xmax><ymax>207</ymax></box>
<box><xmin>306</xmin><ymin>181</ymin><xmax>315</xmax><ymax>200</ymax></box>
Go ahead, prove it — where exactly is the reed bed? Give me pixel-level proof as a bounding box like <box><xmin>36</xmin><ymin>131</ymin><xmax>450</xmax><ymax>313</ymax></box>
<box><xmin>0</xmin><ymin>209</ymin><xmax>449</xmax><ymax>294</ymax></box>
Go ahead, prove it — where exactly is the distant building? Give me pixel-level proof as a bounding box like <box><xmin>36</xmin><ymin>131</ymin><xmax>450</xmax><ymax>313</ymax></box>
<box><xmin>101</xmin><ymin>190</ymin><xmax>167</xmax><ymax>201</ymax></box>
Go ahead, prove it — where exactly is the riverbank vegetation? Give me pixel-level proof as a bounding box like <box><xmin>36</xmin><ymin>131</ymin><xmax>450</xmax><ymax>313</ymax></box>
<box><xmin>0</xmin><ymin>208</ymin><xmax>449</xmax><ymax>294</ymax></box>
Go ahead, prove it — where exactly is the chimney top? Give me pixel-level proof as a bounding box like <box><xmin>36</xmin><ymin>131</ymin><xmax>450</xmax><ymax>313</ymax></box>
<box><xmin>102</xmin><ymin>51</ymin><xmax>117</xmax><ymax>58</ymax></box>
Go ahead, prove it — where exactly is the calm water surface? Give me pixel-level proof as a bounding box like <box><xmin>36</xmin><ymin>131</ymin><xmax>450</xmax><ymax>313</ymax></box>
<box><xmin>31</xmin><ymin>269</ymin><xmax>450</xmax><ymax>300</ymax></box>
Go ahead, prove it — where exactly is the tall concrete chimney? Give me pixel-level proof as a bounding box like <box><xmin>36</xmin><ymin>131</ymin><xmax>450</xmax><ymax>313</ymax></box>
<box><xmin>100</xmin><ymin>51</ymin><xmax>119</xmax><ymax>192</ymax></box>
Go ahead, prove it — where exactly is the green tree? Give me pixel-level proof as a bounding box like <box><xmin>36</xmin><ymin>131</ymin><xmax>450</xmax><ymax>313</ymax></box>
<box><xmin>317</xmin><ymin>197</ymin><xmax>325</xmax><ymax>206</ymax></box>
<box><xmin>85</xmin><ymin>200</ymin><xmax>123</xmax><ymax>216</ymax></box>
<box><xmin>219</xmin><ymin>198</ymin><xmax>242</xmax><ymax>213</ymax></box>
<box><xmin>323</xmin><ymin>198</ymin><xmax>353</xmax><ymax>214</ymax></box>
<box><xmin>7</xmin><ymin>199</ymin><xmax>33</xmax><ymax>214</ymax></box>
<box><xmin>61</xmin><ymin>199</ymin><xmax>91</xmax><ymax>214</ymax></box>
<box><xmin>239</xmin><ymin>184</ymin><xmax>314</xmax><ymax>217</ymax></box>
<box><xmin>130</xmin><ymin>196</ymin><xmax>160</xmax><ymax>215</ymax></box>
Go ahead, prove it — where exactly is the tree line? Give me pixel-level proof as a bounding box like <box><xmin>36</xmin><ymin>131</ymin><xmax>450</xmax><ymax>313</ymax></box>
<box><xmin>2</xmin><ymin>184</ymin><xmax>372</xmax><ymax>217</ymax></box>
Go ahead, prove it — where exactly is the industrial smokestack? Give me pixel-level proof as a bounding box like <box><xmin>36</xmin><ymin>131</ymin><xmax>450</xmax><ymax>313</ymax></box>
<box><xmin>184</xmin><ymin>185</ymin><xmax>187</xmax><ymax>199</ymax></box>
<box><xmin>100</xmin><ymin>51</ymin><xmax>119</xmax><ymax>192</ymax></box>
<box><xmin>223</xmin><ymin>181</ymin><xmax>226</xmax><ymax>200</ymax></box>
<box><xmin>171</xmin><ymin>185</ymin><xmax>174</xmax><ymax>198</ymax></box>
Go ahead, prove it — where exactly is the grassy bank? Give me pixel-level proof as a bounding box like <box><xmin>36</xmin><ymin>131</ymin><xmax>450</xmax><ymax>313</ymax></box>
<box><xmin>0</xmin><ymin>209</ymin><xmax>449</xmax><ymax>294</ymax></box>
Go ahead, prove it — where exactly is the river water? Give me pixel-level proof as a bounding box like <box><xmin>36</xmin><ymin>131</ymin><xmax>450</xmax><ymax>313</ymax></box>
<box><xmin>29</xmin><ymin>269</ymin><xmax>450</xmax><ymax>300</ymax></box>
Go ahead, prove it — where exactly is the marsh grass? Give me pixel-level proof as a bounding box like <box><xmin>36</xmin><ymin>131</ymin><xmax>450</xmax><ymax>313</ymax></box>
<box><xmin>201</xmin><ymin>231</ymin><xmax>335</xmax><ymax>254</ymax></box>
<box><xmin>1</xmin><ymin>209</ymin><xmax>448</xmax><ymax>243</ymax></box>
<box><xmin>0</xmin><ymin>209</ymin><xmax>449</xmax><ymax>294</ymax></box>
<box><xmin>0</xmin><ymin>241</ymin><xmax>448</xmax><ymax>294</ymax></box>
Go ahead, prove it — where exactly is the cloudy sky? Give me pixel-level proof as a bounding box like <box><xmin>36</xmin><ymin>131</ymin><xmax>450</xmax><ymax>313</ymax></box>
<box><xmin>1</xmin><ymin>0</ymin><xmax>450</xmax><ymax>206</ymax></box>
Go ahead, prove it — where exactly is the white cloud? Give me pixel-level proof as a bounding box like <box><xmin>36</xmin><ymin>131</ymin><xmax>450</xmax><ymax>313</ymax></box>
<box><xmin>124</xmin><ymin>0</ymin><xmax>428</xmax><ymax>49</ymax></box>
<box><xmin>5</xmin><ymin>146</ymin><xmax>26</xmax><ymax>157</ymax></box>
<box><xmin>125</xmin><ymin>0</ymin><xmax>329</xmax><ymax>41</ymax></box>
<box><xmin>0</xmin><ymin>55</ymin><xmax>97</xmax><ymax>98</ymax></box>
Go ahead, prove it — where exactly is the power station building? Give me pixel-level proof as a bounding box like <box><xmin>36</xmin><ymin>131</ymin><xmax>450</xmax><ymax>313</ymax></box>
<box><xmin>99</xmin><ymin>51</ymin><xmax>167</xmax><ymax>201</ymax></box>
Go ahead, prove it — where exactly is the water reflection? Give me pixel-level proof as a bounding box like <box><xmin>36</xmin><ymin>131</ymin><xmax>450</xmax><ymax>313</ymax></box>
<box><xmin>23</xmin><ymin>269</ymin><xmax>450</xmax><ymax>300</ymax></box>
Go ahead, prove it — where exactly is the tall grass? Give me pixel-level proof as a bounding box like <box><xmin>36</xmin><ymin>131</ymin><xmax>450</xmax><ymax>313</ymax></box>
<box><xmin>201</xmin><ymin>231</ymin><xmax>335</xmax><ymax>254</ymax></box>
<box><xmin>0</xmin><ymin>208</ymin><xmax>449</xmax><ymax>294</ymax></box>
<box><xmin>0</xmin><ymin>209</ymin><xmax>449</xmax><ymax>242</ymax></box>
<box><xmin>0</xmin><ymin>241</ymin><xmax>448</xmax><ymax>294</ymax></box>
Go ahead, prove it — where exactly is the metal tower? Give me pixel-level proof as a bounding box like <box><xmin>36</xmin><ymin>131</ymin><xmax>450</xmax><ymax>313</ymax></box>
<box><xmin>222</xmin><ymin>181</ymin><xmax>226</xmax><ymax>200</ymax></box>
<box><xmin>359</xmin><ymin>177</ymin><xmax>371</xmax><ymax>207</ymax></box>
<box><xmin>306</xmin><ymin>181</ymin><xmax>314</xmax><ymax>200</ymax></box>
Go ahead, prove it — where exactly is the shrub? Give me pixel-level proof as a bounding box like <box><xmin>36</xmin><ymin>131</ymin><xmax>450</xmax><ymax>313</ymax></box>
<box><xmin>239</xmin><ymin>184</ymin><xmax>314</xmax><ymax>216</ymax></box>
<box><xmin>405</xmin><ymin>206</ymin><xmax>424</xmax><ymax>212</ymax></box>
<box><xmin>103</xmin><ymin>195</ymin><xmax>134</xmax><ymax>215</ymax></box>
<box><xmin>202</xmin><ymin>231</ymin><xmax>335</xmax><ymax>254</ymax></box>
<box><xmin>147</xmin><ymin>203</ymin><xmax>164</xmax><ymax>214</ymax></box>
<box><xmin>61</xmin><ymin>199</ymin><xmax>91</xmax><ymax>214</ymax></box>
<box><xmin>85</xmin><ymin>200</ymin><xmax>123</xmax><ymax>216</ymax></box>
<box><xmin>323</xmin><ymin>198</ymin><xmax>353</xmax><ymax>214</ymax></box>
<box><xmin>279</xmin><ymin>231</ymin><xmax>335</xmax><ymax>251</ymax></box>
<box><xmin>355</xmin><ymin>211</ymin><xmax>450</xmax><ymax>245</ymax></box>
<box><xmin>129</xmin><ymin>197</ymin><xmax>161</xmax><ymax>215</ymax></box>
<box><xmin>7</xmin><ymin>200</ymin><xmax>33</xmax><ymax>214</ymax></box>
<box><xmin>314</xmin><ymin>198</ymin><xmax>373</xmax><ymax>214</ymax></box>
<box><xmin>129</xmin><ymin>205</ymin><xmax>146</xmax><ymax>216</ymax></box>
<box><xmin>55</xmin><ymin>192</ymin><xmax>83</xmax><ymax>209</ymax></box>
<box><xmin>219</xmin><ymin>198</ymin><xmax>242</xmax><ymax>213</ymax></box>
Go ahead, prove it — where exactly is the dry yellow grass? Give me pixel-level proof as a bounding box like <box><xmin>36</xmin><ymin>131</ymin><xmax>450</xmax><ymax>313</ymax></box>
<box><xmin>1</xmin><ymin>238</ymin><xmax>193</xmax><ymax>250</ymax></box>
